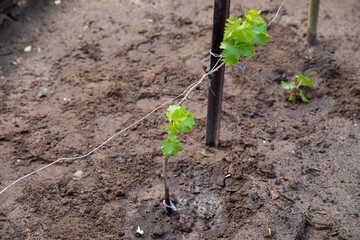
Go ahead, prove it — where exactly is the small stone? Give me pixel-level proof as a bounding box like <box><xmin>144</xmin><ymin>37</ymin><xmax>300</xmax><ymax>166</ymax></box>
<box><xmin>258</xmin><ymin>163</ymin><xmax>277</xmax><ymax>179</ymax></box>
<box><xmin>216</xmin><ymin>176</ymin><xmax>225</xmax><ymax>188</ymax></box>
<box><xmin>151</xmin><ymin>225</ymin><xmax>163</xmax><ymax>238</ymax></box>
<box><xmin>179</xmin><ymin>222</ymin><xmax>192</xmax><ymax>233</ymax></box>
<box><xmin>192</xmin><ymin>186</ymin><xmax>200</xmax><ymax>194</ymax></box>
<box><xmin>262</xmin><ymin>228</ymin><xmax>275</xmax><ymax>238</ymax></box>
<box><xmin>269</xmin><ymin>143</ymin><xmax>275</xmax><ymax>150</ymax></box>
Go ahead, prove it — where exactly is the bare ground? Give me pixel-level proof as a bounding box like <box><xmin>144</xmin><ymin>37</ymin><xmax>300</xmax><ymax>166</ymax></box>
<box><xmin>0</xmin><ymin>0</ymin><xmax>359</xmax><ymax>239</ymax></box>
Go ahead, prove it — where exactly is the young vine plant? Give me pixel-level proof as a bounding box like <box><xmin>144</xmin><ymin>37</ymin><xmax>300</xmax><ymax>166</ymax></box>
<box><xmin>220</xmin><ymin>8</ymin><xmax>271</xmax><ymax>65</ymax></box>
<box><xmin>159</xmin><ymin>8</ymin><xmax>270</xmax><ymax>213</ymax></box>
<box><xmin>160</xmin><ymin>8</ymin><xmax>270</xmax><ymax>157</ymax></box>
<box><xmin>161</xmin><ymin>105</ymin><xmax>195</xmax><ymax>157</ymax></box>
<box><xmin>281</xmin><ymin>75</ymin><xmax>315</xmax><ymax>103</ymax></box>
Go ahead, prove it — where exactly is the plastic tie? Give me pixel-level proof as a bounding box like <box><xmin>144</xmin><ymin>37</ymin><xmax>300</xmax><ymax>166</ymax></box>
<box><xmin>234</xmin><ymin>64</ymin><xmax>246</xmax><ymax>71</ymax></box>
<box><xmin>163</xmin><ymin>200</ymin><xmax>177</xmax><ymax>211</ymax></box>
<box><xmin>209</xmin><ymin>50</ymin><xmax>222</xmax><ymax>58</ymax></box>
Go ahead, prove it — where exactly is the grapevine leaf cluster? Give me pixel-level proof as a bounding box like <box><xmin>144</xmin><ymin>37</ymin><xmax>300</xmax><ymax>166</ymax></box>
<box><xmin>281</xmin><ymin>75</ymin><xmax>315</xmax><ymax>103</ymax></box>
<box><xmin>161</xmin><ymin>105</ymin><xmax>195</xmax><ymax>157</ymax></box>
<box><xmin>220</xmin><ymin>8</ymin><xmax>271</xmax><ymax>65</ymax></box>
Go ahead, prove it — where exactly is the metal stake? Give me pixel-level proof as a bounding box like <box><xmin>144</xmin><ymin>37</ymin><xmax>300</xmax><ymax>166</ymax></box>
<box><xmin>205</xmin><ymin>0</ymin><xmax>230</xmax><ymax>147</ymax></box>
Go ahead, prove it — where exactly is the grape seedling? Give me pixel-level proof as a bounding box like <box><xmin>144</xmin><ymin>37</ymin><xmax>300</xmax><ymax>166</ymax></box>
<box><xmin>281</xmin><ymin>74</ymin><xmax>315</xmax><ymax>103</ymax></box>
<box><xmin>161</xmin><ymin>105</ymin><xmax>195</xmax><ymax>213</ymax></box>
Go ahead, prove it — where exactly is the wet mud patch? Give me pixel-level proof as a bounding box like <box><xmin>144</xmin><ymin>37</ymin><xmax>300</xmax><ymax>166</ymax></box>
<box><xmin>123</xmin><ymin>167</ymin><xmax>227</xmax><ymax>239</ymax></box>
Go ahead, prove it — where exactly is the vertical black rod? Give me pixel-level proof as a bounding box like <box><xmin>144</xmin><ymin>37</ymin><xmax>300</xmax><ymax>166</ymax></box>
<box><xmin>307</xmin><ymin>0</ymin><xmax>320</xmax><ymax>45</ymax></box>
<box><xmin>206</xmin><ymin>0</ymin><xmax>230</xmax><ymax>147</ymax></box>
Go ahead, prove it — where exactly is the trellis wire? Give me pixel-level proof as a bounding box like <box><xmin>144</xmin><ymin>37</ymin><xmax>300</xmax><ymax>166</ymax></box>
<box><xmin>0</xmin><ymin>0</ymin><xmax>287</xmax><ymax>196</ymax></box>
<box><xmin>266</xmin><ymin>0</ymin><xmax>287</xmax><ymax>27</ymax></box>
<box><xmin>0</xmin><ymin>80</ymin><xmax>200</xmax><ymax>195</ymax></box>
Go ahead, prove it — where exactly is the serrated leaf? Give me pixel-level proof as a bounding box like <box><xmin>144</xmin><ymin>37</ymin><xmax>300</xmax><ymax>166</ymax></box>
<box><xmin>168</xmin><ymin>134</ymin><xmax>179</xmax><ymax>143</ymax></box>
<box><xmin>224</xmin><ymin>17</ymin><xmax>243</xmax><ymax>40</ymax></box>
<box><xmin>221</xmin><ymin>8</ymin><xmax>270</xmax><ymax>65</ymax></box>
<box><xmin>171</xmin><ymin>107</ymin><xmax>188</xmax><ymax>123</ymax></box>
<box><xmin>281</xmin><ymin>81</ymin><xmax>295</xmax><ymax>90</ymax></box>
<box><xmin>167</xmin><ymin>105</ymin><xmax>181</xmax><ymax>112</ymax></box>
<box><xmin>248</xmin><ymin>22</ymin><xmax>270</xmax><ymax>45</ymax></box>
<box><xmin>165</xmin><ymin>123</ymin><xmax>180</xmax><ymax>135</ymax></box>
<box><xmin>162</xmin><ymin>105</ymin><xmax>194</xmax><ymax>157</ymax></box>
<box><xmin>37</xmin><ymin>88</ymin><xmax>49</xmax><ymax>97</ymax></box>
<box><xmin>234</xmin><ymin>21</ymin><xmax>253</xmax><ymax>43</ymax></box>
<box><xmin>179</xmin><ymin>114</ymin><xmax>195</xmax><ymax>132</ymax></box>
<box><xmin>299</xmin><ymin>90</ymin><xmax>309</xmax><ymax>102</ymax></box>
<box><xmin>245</xmin><ymin>8</ymin><xmax>266</xmax><ymax>25</ymax></box>
<box><xmin>288</xmin><ymin>93</ymin><xmax>293</xmax><ymax>102</ymax></box>
<box><xmin>296</xmin><ymin>75</ymin><xmax>314</xmax><ymax>88</ymax></box>
<box><xmin>161</xmin><ymin>139</ymin><xmax>181</xmax><ymax>157</ymax></box>
<box><xmin>220</xmin><ymin>40</ymin><xmax>241</xmax><ymax>65</ymax></box>
<box><xmin>165</xmin><ymin>105</ymin><xmax>181</xmax><ymax>121</ymax></box>
<box><xmin>237</xmin><ymin>42</ymin><xmax>256</xmax><ymax>58</ymax></box>
<box><xmin>72</xmin><ymin>170</ymin><xmax>84</xmax><ymax>181</ymax></box>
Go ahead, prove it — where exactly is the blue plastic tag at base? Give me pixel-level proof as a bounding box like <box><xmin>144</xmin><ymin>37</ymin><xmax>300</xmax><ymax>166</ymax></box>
<box><xmin>163</xmin><ymin>200</ymin><xmax>177</xmax><ymax>211</ymax></box>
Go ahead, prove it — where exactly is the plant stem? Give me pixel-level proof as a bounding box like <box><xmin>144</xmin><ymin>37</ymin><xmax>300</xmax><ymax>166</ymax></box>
<box><xmin>163</xmin><ymin>156</ymin><xmax>172</xmax><ymax>214</ymax></box>
<box><xmin>293</xmin><ymin>77</ymin><xmax>297</xmax><ymax>105</ymax></box>
<box><xmin>307</xmin><ymin>0</ymin><xmax>320</xmax><ymax>45</ymax></box>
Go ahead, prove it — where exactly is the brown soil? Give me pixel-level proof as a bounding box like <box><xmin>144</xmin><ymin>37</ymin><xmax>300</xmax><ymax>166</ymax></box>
<box><xmin>0</xmin><ymin>0</ymin><xmax>359</xmax><ymax>239</ymax></box>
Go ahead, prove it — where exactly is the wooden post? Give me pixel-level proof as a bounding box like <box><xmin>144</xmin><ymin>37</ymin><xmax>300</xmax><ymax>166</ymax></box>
<box><xmin>307</xmin><ymin>0</ymin><xmax>320</xmax><ymax>45</ymax></box>
<box><xmin>206</xmin><ymin>0</ymin><xmax>231</xmax><ymax>147</ymax></box>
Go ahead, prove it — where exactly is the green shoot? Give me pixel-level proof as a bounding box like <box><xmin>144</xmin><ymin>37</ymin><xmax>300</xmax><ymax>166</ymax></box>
<box><xmin>161</xmin><ymin>105</ymin><xmax>195</xmax><ymax>157</ymax></box>
<box><xmin>220</xmin><ymin>8</ymin><xmax>271</xmax><ymax>65</ymax></box>
<box><xmin>281</xmin><ymin>75</ymin><xmax>315</xmax><ymax>103</ymax></box>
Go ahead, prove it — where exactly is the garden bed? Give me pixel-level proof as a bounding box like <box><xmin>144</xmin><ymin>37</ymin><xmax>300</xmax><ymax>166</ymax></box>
<box><xmin>0</xmin><ymin>0</ymin><xmax>359</xmax><ymax>239</ymax></box>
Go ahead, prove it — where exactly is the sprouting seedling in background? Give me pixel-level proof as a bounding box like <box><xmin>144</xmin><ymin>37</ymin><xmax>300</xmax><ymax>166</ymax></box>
<box><xmin>160</xmin><ymin>105</ymin><xmax>195</xmax><ymax>214</ymax></box>
<box><xmin>281</xmin><ymin>74</ymin><xmax>315</xmax><ymax>104</ymax></box>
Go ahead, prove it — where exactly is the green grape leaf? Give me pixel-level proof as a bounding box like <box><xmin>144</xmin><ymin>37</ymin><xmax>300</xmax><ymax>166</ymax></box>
<box><xmin>288</xmin><ymin>93</ymin><xmax>293</xmax><ymax>102</ymax></box>
<box><xmin>296</xmin><ymin>75</ymin><xmax>314</xmax><ymax>88</ymax></box>
<box><xmin>161</xmin><ymin>105</ymin><xmax>195</xmax><ymax>157</ymax></box>
<box><xmin>237</xmin><ymin>42</ymin><xmax>256</xmax><ymax>58</ymax></box>
<box><xmin>168</xmin><ymin>134</ymin><xmax>179</xmax><ymax>143</ymax></box>
<box><xmin>161</xmin><ymin>138</ymin><xmax>182</xmax><ymax>157</ymax></box>
<box><xmin>171</xmin><ymin>107</ymin><xmax>188</xmax><ymax>123</ymax></box>
<box><xmin>248</xmin><ymin>22</ymin><xmax>271</xmax><ymax>45</ymax></box>
<box><xmin>220</xmin><ymin>40</ymin><xmax>242</xmax><ymax>65</ymax></box>
<box><xmin>179</xmin><ymin>114</ymin><xmax>195</xmax><ymax>132</ymax></box>
<box><xmin>165</xmin><ymin>105</ymin><xmax>181</xmax><ymax>121</ymax></box>
<box><xmin>224</xmin><ymin>17</ymin><xmax>243</xmax><ymax>40</ymax></box>
<box><xmin>299</xmin><ymin>90</ymin><xmax>309</xmax><ymax>102</ymax></box>
<box><xmin>281</xmin><ymin>81</ymin><xmax>295</xmax><ymax>90</ymax></box>
<box><xmin>165</xmin><ymin>123</ymin><xmax>180</xmax><ymax>135</ymax></box>
<box><xmin>220</xmin><ymin>8</ymin><xmax>270</xmax><ymax>65</ymax></box>
<box><xmin>245</xmin><ymin>8</ymin><xmax>266</xmax><ymax>25</ymax></box>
